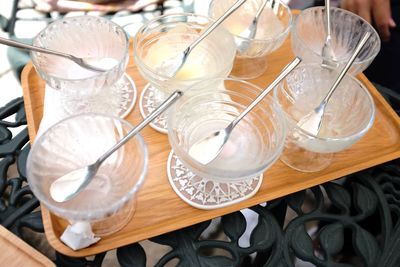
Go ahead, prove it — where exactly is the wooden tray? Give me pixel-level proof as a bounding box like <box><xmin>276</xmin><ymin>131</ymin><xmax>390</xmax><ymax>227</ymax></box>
<box><xmin>21</xmin><ymin>37</ymin><xmax>400</xmax><ymax>257</ymax></box>
<box><xmin>0</xmin><ymin>225</ymin><xmax>55</xmax><ymax>266</ymax></box>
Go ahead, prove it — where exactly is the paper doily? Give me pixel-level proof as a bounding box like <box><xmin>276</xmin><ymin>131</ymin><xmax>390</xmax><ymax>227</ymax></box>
<box><xmin>62</xmin><ymin>73</ymin><xmax>137</xmax><ymax>119</ymax></box>
<box><xmin>139</xmin><ymin>83</ymin><xmax>168</xmax><ymax>134</ymax></box>
<box><xmin>167</xmin><ymin>151</ymin><xmax>263</xmax><ymax>210</ymax></box>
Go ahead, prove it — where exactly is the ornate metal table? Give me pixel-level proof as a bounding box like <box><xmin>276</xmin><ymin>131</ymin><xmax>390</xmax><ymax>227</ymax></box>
<box><xmin>1</xmin><ymin>96</ymin><xmax>399</xmax><ymax>266</ymax></box>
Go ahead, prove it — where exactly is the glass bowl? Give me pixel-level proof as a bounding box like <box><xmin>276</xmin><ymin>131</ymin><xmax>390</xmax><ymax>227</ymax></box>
<box><xmin>133</xmin><ymin>13</ymin><xmax>236</xmax><ymax>99</ymax></box>
<box><xmin>31</xmin><ymin>16</ymin><xmax>131</xmax><ymax>116</ymax></box>
<box><xmin>26</xmin><ymin>113</ymin><xmax>148</xmax><ymax>236</ymax></box>
<box><xmin>167</xmin><ymin>78</ymin><xmax>286</xmax><ymax>182</ymax></box>
<box><xmin>209</xmin><ymin>0</ymin><xmax>292</xmax><ymax>79</ymax></box>
<box><xmin>274</xmin><ymin>64</ymin><xmax>375</xmax><ymax>172</ymax></box>
<box><xmin>291</xmin><ymin>7</ymin><xmax>380</xmax><ymax>74</ymax></box>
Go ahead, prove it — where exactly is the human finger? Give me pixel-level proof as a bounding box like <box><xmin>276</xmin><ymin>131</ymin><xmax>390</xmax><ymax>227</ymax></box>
<box><xmin>340</xmin><ymin>0</ymin><xmax>357</xmax><ymax>14</ymax></box>
<box><xmin>372</xmin><ymin>0</ymin><xmax>395</xmax><ymax>41</ymax></box>
<box><xmin>356</xmin><ymin>2</ymin><xmax>372</xmax><ymax>23</ymax></box>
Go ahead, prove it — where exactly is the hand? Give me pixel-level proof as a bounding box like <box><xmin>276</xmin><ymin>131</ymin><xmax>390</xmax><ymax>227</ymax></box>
<box><xmin>340</xmin><ymin>0</ymin><xmax>396</xmax><ymax>41</ymax></box>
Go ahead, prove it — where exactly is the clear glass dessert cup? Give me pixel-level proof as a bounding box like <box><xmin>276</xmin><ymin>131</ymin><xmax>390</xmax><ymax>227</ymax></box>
<box><xmin>209</xmin><ymin>0</ymin><xmax>292</xmax><ymax>79</ymax></box>
<box><xmin>133</xmin><ymin>13</ymin><xmax>237</xmax><ymax>104</ymax></box>
<box><xmin>26</xmin><ymin>113</ymin><xmax>148</xmax><ymax>236</ymax></box>
<box><xmin>274</xmin><ymin>64</ymin><xmax>375</xmax><ymax>172</ymax></box>
<box><xmin>291</xmin><ymin>7</ymin><xmax>381</xmax><ymax>74</ymax></box>
<box><xmin>31</xmin><ymin>16</ymin><xmax>130</xmax><ymax>116</ymax></box>
<box><xmin>168</xmin><ymin>78</ymin><xmax>286</xmax><ymax>182</ymax></box>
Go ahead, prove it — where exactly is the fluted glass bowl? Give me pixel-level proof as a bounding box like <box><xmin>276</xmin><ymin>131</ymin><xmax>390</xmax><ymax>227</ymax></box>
<box><xmin>134</xmin><ymin>13</ymin><xmax>236</xmax><ymax>99</ymax></box>
<box><xmin>168</xmin><ymin>78</ymin><xmax>286</xmax><ymax>182</ymax></box>
<box><xmin>26</xmin><ymin>113</ymin><xmax>148</xmax><ymax>236</ymax></box>
<box><xmin>31</xmin><ymin>16</ymin><xmax>129</xmax><ymax>116</ymax></box>
<box><xmin>292</xmin><ymin>7</ymin><xmax>380</xmax><ymax>74</ymax></box>
<box><xmin>209</xmin><ymin>0</ymin><xmax>292</xmax><ymax>79</ymax></box>
<box><xmin>274</xmin><ymin>64</ymin><xmax>375</xmax><ymax>172</ymax></box>
<box><xmin>31</xmin><ymin>16</ymin><xmax>128</xmax><ymax>94</ymax></box>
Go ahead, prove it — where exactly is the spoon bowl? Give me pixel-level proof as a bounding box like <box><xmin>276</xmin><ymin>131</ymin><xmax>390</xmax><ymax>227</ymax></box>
<box><xmin>50</xmin><ymin>167</ymin><xmax>93</xmax><ymax>203</ymax></box>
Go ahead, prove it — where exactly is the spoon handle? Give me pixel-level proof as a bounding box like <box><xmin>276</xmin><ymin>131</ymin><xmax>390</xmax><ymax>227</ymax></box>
<box><xmin>231</xmin><ymin>57</ymin><xmax>302</xmax><ymax>127</ymax></box>
<box><xmin>187</xmin><ymin>0</ymin><xmax>246</xmax><ymax>52</ymax></box>
<box><xmin>321</xmin><ymin>31</ymin><xmax>371</xmax><ymax>104</ymax></box>
<box><xmin>0</xmin><ymin>36</ymin><xmax>71</xmax><ymax>59</ymax></box>
<box><xmin>255</xmin><ymin>0</ymin><xmax>268</xmax><ymax>20</ymax></box>
<box><xmin>96</xmin><ymin>90</ymin><xmax>183</xmax><ymax>165</ymax></box>
<box><xmin>325</xmin><ymin>0</ymin><xmax>331</xmax><ymax>38</ymax></box>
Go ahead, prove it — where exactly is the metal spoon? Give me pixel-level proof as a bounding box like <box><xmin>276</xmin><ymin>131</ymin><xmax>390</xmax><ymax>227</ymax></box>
<box><xmin>0</xmin><ymin>37</ymin><xmax>111</xmax><ymax>72</ymax></box>
<box><xmin>188</xmin><ymin>57</ymin><xmax>302</xmax><ymax>165</ymax></box>
<box><xmin>321</xmin><ymin>0</ymin><xmax>336</xmax><ymax>67</ymax></box>
<box><xmin>297</xmin><ymin>31</ymin><xmax>371</xmax><ymax>136</ymax></box>
<box><xmin>236</xmin><ymin>0</ymin><xmax>268</xmax><ymax>54</ymax></box>
<box><xmin>162</xmin><ymin>0</ymin><xmax>247</xmax><ymax>77</ymax></box>
<box><xmin>50</xmin><ymin>90</ymin><xmax>183</xmax><ymax>202</ymax></box>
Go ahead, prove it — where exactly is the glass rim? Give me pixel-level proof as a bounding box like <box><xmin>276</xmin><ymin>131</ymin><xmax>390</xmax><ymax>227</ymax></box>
<box><xmin>292</xmin><ymin>6</ymin><xmax>381</xmax><ymax>65</ymax></box>
<box><xmin>30</xmin><ymin>15</ymin><xmax>129</xmax><ymax>83</ymax></box>
<box><xmin>26</xmin><ymin>112</ymin><xmax>148</xmax><ymax>220</ymax></box>
<box><xmin>274</xmin><ymin>64</ymin><xmax>376</xmax><ymax>142</ymax></box>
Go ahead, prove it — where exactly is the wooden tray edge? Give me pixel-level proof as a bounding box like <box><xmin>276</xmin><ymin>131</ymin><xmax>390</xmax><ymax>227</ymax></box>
<box><xmin>358</xmin><ymin>74</ymin><xmax>400</xmax><ymax>123</ymax></box>
<box><xmin>21</xmin><ymin>62</ymin><xmax>40</xmax><ymax>144</ymax></box>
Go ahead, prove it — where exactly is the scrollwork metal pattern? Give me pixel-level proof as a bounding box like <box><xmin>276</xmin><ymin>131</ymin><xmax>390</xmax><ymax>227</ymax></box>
<box><xmin>116</xmin><ymin>160</ymin><xmax>400</xmax><ymax>267</ymax></box>
<box><xmin>0</xmin><ymin>97</ymin><xmax>40</xmax><ymax>236</ymax></box>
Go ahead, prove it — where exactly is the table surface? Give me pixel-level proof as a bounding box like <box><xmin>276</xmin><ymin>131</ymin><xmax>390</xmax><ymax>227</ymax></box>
<box><xmin>21</xmin><ymin>35</ymin><xmax>400</xmax><ymax>257</ymax></box>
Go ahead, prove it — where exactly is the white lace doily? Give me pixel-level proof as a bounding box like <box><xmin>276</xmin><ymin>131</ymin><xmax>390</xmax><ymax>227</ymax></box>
<box><xmin>139</xmin><ymin>84</ymin><xmax>168</xmax><ymax>134</ymax></box>
<box><xmin>167</xmin><ymin>151</ymin><xmax>263</xmax><ymax>210</ymax></box>
<box><xmin>62</xmin><ymin>73</ymin><xmax>137</xmax><ymax>119</ymax></box>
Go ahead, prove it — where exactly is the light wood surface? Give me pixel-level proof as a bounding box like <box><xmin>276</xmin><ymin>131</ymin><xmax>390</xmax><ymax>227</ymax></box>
<box><xmin>0</xmin><ymin>225</ymin><xmax>55</xmax><ymax>266</ymax></box>
<box><xmin>21</xmin><ymin>35</ymin><xmax>400</xmax><ymax>257</ymax></box>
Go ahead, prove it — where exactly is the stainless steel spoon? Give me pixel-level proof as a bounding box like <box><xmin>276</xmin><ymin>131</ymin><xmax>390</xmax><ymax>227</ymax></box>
<box><xmin>236</xmin><ymin>0</ymin><xmax>268</xmax><ymax>54</ymax></box>
<box><xmin>0</xmin><ymin>37</ymin><xmax>110</xmax><ymax>72</ymax></box>
<box><xmin>321</xmin><ymin>0</ymin><xmax>336</xmax><ymax>67</ymax></box>
<box><xmin>50</xmin><ymin>90</ymin><xmax>183</xmax><ymax>202</ymax></box>
<box><xmin>188</xmin><ymin>57</ymin><xmax>302</xmax><ymax>165</ymax></box>
<box><xmin>162</xmin><ymin>0</ymin><xmax>246</xmax><ymax>77</ymax></box>
<box><xmin>297</xmin><ymin>31</ymin><xmax>371</xmax><ymax>136</ymax></box>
